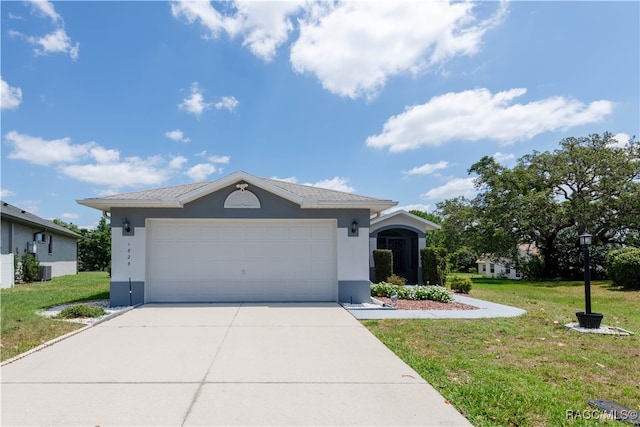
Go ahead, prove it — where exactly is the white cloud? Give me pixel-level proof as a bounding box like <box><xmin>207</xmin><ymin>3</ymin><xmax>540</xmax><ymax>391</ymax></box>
<box><xmin>404</xmin><ymin>161</ymin><xmax>450</xmax><ymax>176</ymax></box>
<box><xmin>185</xmin><ymin>163</ymin><xmax>217</xmax><ymax>181</ymax></box>
<box><xmin>291</xmin><ymin>1</ymin><xmax>507</xmax><ymax>99</ymax></box>
<box><xmin>89</xmin><ymin>146</ymin><xmax>120</xmax><ymax>164</ymax></box>
<box><xmin>59</xmin><ymin>155</ymin><xmax>173</xmax><ymax>189</ymax></box>
<box><xmin>11</xmin><ymin>1</ymin><xmax>79</xmax><ymax>60</ymax></box>
<box><xmin>169</xmin><ymin>156</ymin><xmax>188</xmax><ymax>169</ymax></box>
<box><xmin>31</xmin><ymin>29</ymin><xmax>80</xmax><ymax>59</ymax></box>
<box><xmin>5</xmin><ymin>131</ymin><xmax>187</xmax><ymax>189</ymax></box>
<box><xmin>165</xmin><ymin>129</ymin><xmax>190</xmax><ymax>143</ymax></box>
<box><xmin>609</xmin><ymin>132</ymin><xmax>632</xmax><ymax>148</ymax></box>
<box><xmin>215</xmin><ymin>96</ymin><xmax>239</xmax><ymax>112</ymax></box>
<box><xmin>1</xmin><ymin>77</ymin><xmax>22</xmax><ymax>110</ymax></box>
<box><xmin>209</xmin><ymin>155</ymin><xmax>230</xmax><ymax>164</ymax></box>
<box><xmin>171</xmin><ymin>0</ymin><xmax>304</xmax><ymax>61</ymax></box>
<box><xmin>310</xmin><ymin>177</ymin><xmax>355</xmax><ymax>193</ymax></box>
<box><xmin>421</xmin><ymin>177</ymin><xmax>477</xmax><ymax>200</ymax></box>
<box><xmin>61</xmin><ymin>212</ymin><xmax>79</xmax><ymax>220</ymax></box>
<box><xmin>366</xmin><ymin>88</ymin><xmax>614</xmax><ymax>152</ymax></box>
<box><xmin>179</xmin><ymin>82</ymin><xmax>212</xmax><ymax>118</ymax></box>
<box><xmin>1</xmin><ymin>189</ymin><xmax>16</xmax><ymax>198</ymax></box>
<box><xmin>272</xmin><ymin>175</ymin><xmax>355</xmax><ymax>193</ymax></box>
<box><xmin>5</xmin><ymin>131</ymin><xmax>93</xmax><ymax>165</ymax></box>
<box><xmin>27</xmin><ymin>0</ymin><xmax>62</xmax><ymax>23</ymax></box>
<box><xmin>492</xmin><ymin>152</ymin><xmax>515</xmax><ymax>163</ymax></box>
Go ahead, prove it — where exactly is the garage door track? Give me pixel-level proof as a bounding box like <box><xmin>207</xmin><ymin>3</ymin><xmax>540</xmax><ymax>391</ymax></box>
<box><xmin>1</xmin><ymin>303</ymin><xmax>471</xmax><ymax>426</ymax></box>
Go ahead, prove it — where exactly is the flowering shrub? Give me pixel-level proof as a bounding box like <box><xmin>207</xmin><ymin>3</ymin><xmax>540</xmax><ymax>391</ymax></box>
<box><xmin>370</xmin><ymin>283</ymin><xmax>454</xmax><ymax>303</ymax></box>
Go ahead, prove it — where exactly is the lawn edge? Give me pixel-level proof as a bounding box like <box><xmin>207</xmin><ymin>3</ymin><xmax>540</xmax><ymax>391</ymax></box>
<box><xmin>1</xmin><ymin>304</ymin><xmax>139</xmax><ymax>366</ymax></box>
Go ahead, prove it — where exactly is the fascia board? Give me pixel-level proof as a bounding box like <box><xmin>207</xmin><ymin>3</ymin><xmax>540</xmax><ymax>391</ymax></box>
<box><xmin>300</xmin><ymin>200</ymin><xmax>397</xmax><ymax>212</ymax></box>
<box><xmin>76</xmin><ymin>199</ymin><xmax>182</xmax><ymax>211</ymax></box>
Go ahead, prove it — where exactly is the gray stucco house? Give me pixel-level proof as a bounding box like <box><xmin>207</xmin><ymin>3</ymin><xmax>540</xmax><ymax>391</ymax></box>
<box><xmin>77</xmin><ymin>171</ymin><xmax>440</xmax><ymax>306</ymax></box>
<box><xmin>1</xmin><ymin>201</ymin><xmax>81</xmax><ymax>287</ymax></box>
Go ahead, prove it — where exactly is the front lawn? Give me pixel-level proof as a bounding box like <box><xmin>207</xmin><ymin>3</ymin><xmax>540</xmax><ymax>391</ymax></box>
<box><xmin>1</xmin><ymin>272</ymin><xmax>110</xmax><ymax>362</ymax></box>
<box><xmin>363</xmin><ymin>277</ymin><xmax>640</xmax><ymax>427</ymax></box>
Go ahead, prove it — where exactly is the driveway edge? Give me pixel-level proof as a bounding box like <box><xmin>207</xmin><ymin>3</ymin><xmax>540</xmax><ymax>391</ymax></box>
<box><xmin>1</xmin><ymin>304</ymin><xmax>139</xmax><ymax>367</ymax></box>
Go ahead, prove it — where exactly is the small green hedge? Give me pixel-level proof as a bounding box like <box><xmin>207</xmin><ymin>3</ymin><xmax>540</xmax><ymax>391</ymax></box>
<box><xmin>371</xmin><ymin>283</ymin><xmax>454</xmax><ymax>303</ymax></box>
<box><xmin>449</xmin><ymin>276</ymin><xmax>472</xmax><ymax>294</ymax></box>
<box><xmin>55</xmin><ymin>304</ymin><xmax>106</xmax><ymax>319</ymax></box>
<box><xmin>606</xmin><ymin>247</ymin><xmax>640</xmax><ymax>290</ymax></box>
<box><xmin>373</xmin><ymin>250</ymin><xmax>393</xmax><ymax>283</ymax></box>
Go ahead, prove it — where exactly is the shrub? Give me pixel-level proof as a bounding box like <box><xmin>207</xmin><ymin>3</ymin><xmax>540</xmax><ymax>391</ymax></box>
<box><xmin>17</xmin><ymin>253</ymin><xmax>40</xmax><ymax>283</ymax></box>
<box><xmin>386</xmin><ymin>274</ymin><xmax>407</xmax><ymax>286</ymax></box>
<box><xmin>606</xmin><ymin>247</ymin><xmax>640</xmax><ymax>290</ymax></box>
<box><xmin>56</xmin><ymin>304</ymin><xmax>106</xmax><ymax>319</ymax></box>
<box><xmin>370</xmin><ymin>283</ymin><xmax>454</xmax><ymax>303</ymax></box>
<box><xmin>373</xmin><ymin>249</ymin><xmax>393</xmax><ymax>283</ymax></box>
<box><xmin>449</xmin><ymin>276</ymin><xmax>472</xmax><ymax>294</ymax></box>
<box><xmin>421</xmin><ymin>247</ymin><xmax>449</xmax><ymax>286</ymax></box>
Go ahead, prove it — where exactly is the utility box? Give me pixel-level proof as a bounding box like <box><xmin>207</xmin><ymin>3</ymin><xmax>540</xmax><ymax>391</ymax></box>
<box><xmin>38</xmin><ymin>265</ymin><xmax>52</xmax><ymax>281</ymax></box>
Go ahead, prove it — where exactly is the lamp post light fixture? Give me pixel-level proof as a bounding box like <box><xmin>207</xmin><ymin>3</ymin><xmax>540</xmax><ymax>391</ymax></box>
<box><xmin>576</xmin><ymin>231</ymin><xmax>603</xmax><ymax>329</ymax></box>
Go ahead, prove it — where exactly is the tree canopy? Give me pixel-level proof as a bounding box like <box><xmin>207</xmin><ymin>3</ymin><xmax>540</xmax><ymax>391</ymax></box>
<box><xmin>55</xmin><ymin>217</ymin><xmax>111</xmax><ymax>272</ymax></box>
<box><xmin>437</xmin><ymin>132</ymin><xmax>639</xmax><ymax>278</ymax></box>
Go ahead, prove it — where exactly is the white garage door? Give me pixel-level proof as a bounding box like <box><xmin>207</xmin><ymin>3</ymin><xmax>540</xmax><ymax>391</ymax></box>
<box><xmin>146</xmin><ymin>219</ymin><xmax>337</xmax><ymax>302</ymax></box>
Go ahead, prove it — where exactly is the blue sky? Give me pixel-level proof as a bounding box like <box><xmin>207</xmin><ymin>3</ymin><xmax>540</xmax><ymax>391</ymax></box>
<box><xmin>1</xmin><ymin>0</ymin><xmax>638</xmax><ymax>228</ymax></box>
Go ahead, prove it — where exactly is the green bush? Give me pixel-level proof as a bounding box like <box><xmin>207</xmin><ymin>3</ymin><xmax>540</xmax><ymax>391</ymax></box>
<box><xmin>421</xmin><ymin>247</ymin><xmax>449</xmax><ymax>286</ymax></box>
<box><xmin>373</xmin><ymin>249</ymin><xmax>393</xmax><ymax>283</ymax></box>
<box><xmin>386</xmin><ymin>274</ymin><xmax>407</xmax><ymax>286</ymax></box>
<box><xmin>56</xmin><ymin>304</ymin><xmax>106</xmax><ymax>319</ymax></box>
<box><xmin>18</xmin><ymin>253</ymin><xmax>40</xmax><ymax>283</ymax></box>
<box><xmin>449</xmin><ymin>276</ymin><xmax>472</xmax><ymax>294</ymax></box>
<box><xmin>606</xmin><ymin>247</ymin><xmax>640</xmax><ymax>290</ymax></box>
<box><xmin>370</xmin><ymin>283</ymin><xmax>454</xmax><ymax>303</ymax></box>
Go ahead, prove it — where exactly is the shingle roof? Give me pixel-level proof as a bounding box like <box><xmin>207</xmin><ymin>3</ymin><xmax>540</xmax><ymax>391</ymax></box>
<box><xmin>262</xmin><ymin>178</ymin><xmax>386</xmax><ymax>202</ymax></box>
<box><xmin>97</xmin><ymin>181</ymin><xmax>210</xmax><ymax>201</ymax></box>
<box><xmin>77</xmin><ymin>171</ymin><xmax>397</xmax><ymax>214</ymax></box>
<box><xmin>1</xmin><ymin>201</ymin><xmax>82</xmax><ymax>239</ymax></box>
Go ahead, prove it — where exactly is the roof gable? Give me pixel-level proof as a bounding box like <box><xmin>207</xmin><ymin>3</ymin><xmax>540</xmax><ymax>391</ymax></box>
<box><xmin>77</xmin><ymin>171</ymin><xmax>397</xmax><ymax>214</ymax></box>
<box><xmin>371</xmin><ymin>210</ymin><xmax>441</xmax><ymax>232</ymax></box>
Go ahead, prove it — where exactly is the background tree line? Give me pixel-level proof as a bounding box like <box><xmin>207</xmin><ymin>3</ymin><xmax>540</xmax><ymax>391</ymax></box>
<box><xmin>415</xmin><ymin>132</ymin><xmax>639</xmax><ymax>280</ymax></box>
<box><xmin>54</xmin><ymin>217</ymin><xmax>111</xmax><ymax>272</ymax></box>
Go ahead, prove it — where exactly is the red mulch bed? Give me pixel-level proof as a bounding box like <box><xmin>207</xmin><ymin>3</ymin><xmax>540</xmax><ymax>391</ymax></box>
<box><xmin>374</xmin><ymin>296</ymin><xmax>479</xmax><ymax>310</ymax></box>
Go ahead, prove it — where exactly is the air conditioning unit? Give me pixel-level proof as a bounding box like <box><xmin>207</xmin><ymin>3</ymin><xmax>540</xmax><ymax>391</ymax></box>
<box><xmin>38</xmin><ymin>266</ymin><xmax>52</xmax><ymax>281</ymax></box>
<box><xmin>27</xmin><ymin>241</ymin><xmax>37</xmax><ymax>254</ymax></box>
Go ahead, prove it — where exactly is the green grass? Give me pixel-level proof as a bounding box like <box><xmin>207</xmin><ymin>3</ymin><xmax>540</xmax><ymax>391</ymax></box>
<box><xmin>363</xmin><ymin>277</ymin><xmax>640</xmax><ymax>427</ymax></box>
<box><xmin>1</xmin><ymin>272</ymin><xmax>110</xmax><ymax>361</ymax></box>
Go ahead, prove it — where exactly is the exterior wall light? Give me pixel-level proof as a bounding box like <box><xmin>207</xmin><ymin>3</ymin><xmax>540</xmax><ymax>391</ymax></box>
<box><xmin>123</xmin><ymin>219</ymin><xmax>131</xmax><ymax>233</ymax></box>
<box><xmin>351</xmin><ymin>220</ymin><xmax>358</xmax><ymax>234</ymax></box>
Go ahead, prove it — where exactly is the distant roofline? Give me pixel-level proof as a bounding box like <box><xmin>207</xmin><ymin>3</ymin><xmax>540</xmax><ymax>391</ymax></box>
<box><xmin>1</xmin><ymin>201</ymin><xmax>82</xmax><ymax>239</ymax></box>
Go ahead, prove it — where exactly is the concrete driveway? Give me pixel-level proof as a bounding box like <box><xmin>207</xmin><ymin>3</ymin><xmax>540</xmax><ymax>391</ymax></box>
<box><xmin>1</xmin><ymin>303</ymin><xmax>471</xmax><ymax>426</ymax></box>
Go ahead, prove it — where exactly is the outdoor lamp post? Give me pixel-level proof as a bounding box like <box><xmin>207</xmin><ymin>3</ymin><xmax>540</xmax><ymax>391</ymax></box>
<box><xmin>576</xmin><ymin>231</ymin><xmax>603</xmax><ymax>328</ymax></box>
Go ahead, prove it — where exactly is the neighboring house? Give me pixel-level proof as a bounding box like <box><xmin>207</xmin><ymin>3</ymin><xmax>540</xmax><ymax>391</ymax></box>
<box><xmin>476</xmin><ymin>244</ymin><xmax>538</xmax><ymax>279</ymax></box>
<box><xmin>1</xmin><ymin>201</ymin><xmax>81</xmax><ymax>287</ymax></box>
<box><xmin>78</xmin><ymin>171</ymin><xmax>397</xmax><ymax>306</ymax></box>
<box><xmin>369</xmin><ymin>210</ymin><xmax>441</xmax><ymax>284</ymax></box>
<box><xmin>476</xmin><ymin>256</ymin><xmax>521</xmax><ymax>279</ymax></box>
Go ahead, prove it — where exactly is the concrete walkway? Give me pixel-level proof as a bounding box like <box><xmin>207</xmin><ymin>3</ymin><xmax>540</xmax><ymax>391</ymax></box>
<box><xmin>1</xmin><ymin>303</ymin><xmax>471</xmax><ymax>426</ymax></box>
<box><xmin>348</xmin><ymin>294</ymin><xmax>527</xmax><ymax>320</ymax></box>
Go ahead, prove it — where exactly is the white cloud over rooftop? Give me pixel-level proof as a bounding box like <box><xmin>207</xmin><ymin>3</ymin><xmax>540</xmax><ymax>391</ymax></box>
<box><xmin>366</xmin><ymin>88</ymin><xmax>614</xmax><ymax>152</ymax></box>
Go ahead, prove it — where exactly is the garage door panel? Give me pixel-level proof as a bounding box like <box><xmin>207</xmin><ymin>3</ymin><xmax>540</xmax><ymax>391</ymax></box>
<box><xmin>146</xmin><ymin>220</ymin><xmax>336</xmax><ymax>302</ymax></box>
